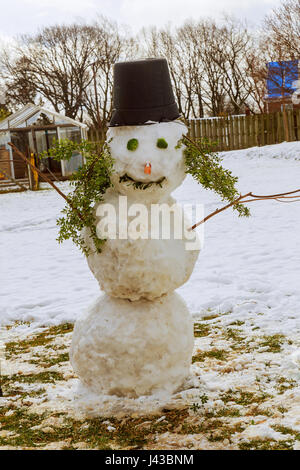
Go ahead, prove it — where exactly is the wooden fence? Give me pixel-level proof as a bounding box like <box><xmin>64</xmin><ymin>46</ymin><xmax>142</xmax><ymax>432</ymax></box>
<box><xmin>87</xmin><ymin>110</ymin><xmax>300</xmax><ymax>152</ymax></box>
<box><xmin>88</xmin><ymin>127</ymin><xmax>106</xmax><ymax>143</ymax></box>
<box><xmin>188</xmin><ymin>109</ymin><xmax>300</xmax><ymax>151</ymax></box>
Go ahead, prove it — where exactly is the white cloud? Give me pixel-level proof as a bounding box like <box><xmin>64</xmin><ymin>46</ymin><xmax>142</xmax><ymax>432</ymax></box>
<box><xmin>23</xmin><ymin>0</ymin><xmax>98</xmax><ymax>15</ymax></box>
<box><xmin>0</xmin><ymin>0</ymin><xmax>113</xmax><ymax>37</ymax></box>
<box><xmin>119</xmin><ymin>0</ymin><xmax>282</xmax><ymax>31</ymax></box>
<box><xmin>0</xmin><ymin>0</ymin><xmax>282</xmax><ymax>38</ymax></box>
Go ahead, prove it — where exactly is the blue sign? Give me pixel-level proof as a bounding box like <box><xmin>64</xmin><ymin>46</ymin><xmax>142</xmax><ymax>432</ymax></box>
<box><xmin>267</xmin><ymin>60</ymin><xmax>299</xmax><ymax>98</ymax></box>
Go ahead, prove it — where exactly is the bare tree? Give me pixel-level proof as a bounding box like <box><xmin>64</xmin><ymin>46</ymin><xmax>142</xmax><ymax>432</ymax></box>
<box><xmin>1</xmin><ymin>24</ymin><xmax>106</xmax><ymax>119</ymax></box>
<box><xmin>263</xmin><ymin>0</ymin><xmax>300</xmax><ymax>60</ymax></box>
<box><xmin>143</xmin><ymin>24</ymin><xmax>207</xmax><ymax>120</ymax></box>
<box><xmin>143</xmin><ymin>18</ymin><xmax>261</xmax><ymax>119</ymax></box>
<box><xmin>1</xmin><ymin>18</ymin><xmax>138</xmax><ymax>129</ymax></box>
<box><xmin>176</xmin><ymin>22</ymin><xmax>205</xmax><ymax>119</ymax></box>
<box><xmin>245</xmin><ymin>50</ymin><xmax>266</xmax><ymax>113</ymax></box>
<box><xmin>1</xmin><ymin>12</ymin><xmax>285</xmax><ymax>124</ymax></box>
<box><xmin>142</xmin><ymin>26</ymin><xmax>189</xmax><ymax>118</ymax></box>
<box><xmin>189</xmin><ymin>21</ymin><xmax>226</xmax><ymax>117</ymax></box>
<box><xmin>2</xmin><ymin>56</ymin><xmax>37</xmax><ymax>108</ymax></box>
<box><xmin>210</xmin><ymin>17</ymin><xmax>255</xmax><ymax>114</ymax></box>
<box><xmin>83</xmin><ymin>18</ymin><xmax>137</xmax><ymax>131</ymax></box>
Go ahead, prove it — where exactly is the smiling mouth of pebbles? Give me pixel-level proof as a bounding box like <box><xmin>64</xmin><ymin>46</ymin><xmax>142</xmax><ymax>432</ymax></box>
<box><xmin>119</xmin><ymin>174</ymin><xmax>166</xmax><ymax>190</ymax></box>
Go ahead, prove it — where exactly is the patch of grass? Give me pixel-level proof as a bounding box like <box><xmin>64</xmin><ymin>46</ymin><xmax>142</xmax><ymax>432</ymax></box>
<box><xmin>204</xmin><ymin>407</ymin><xmax>241</xmax><ymax>418</ymax></box>
<box><xmin>201</xmin><ymin>314</ymin><xmax>219</xmax><ymax>321</ymax></box>
<box><xmin>245</xmin><ymin>406</ymin><xmax>273</xmax><ymax>417</ymax></box>
<box><xmin>0</xmin><ymin>405</ymin><xmax>193</xmax><ymax>450</ymax></box>
<box><xmin>182</xmin><ymin>418</ymin><xmax>244</xmax><ymax>443</ymax></box>
<box><xmin>30</xmin><ymin>388</ymin><xmax>47</xmax><ymax>398</ymax></box>
<box><xmin>278</xmin><ymin>406</ymin><xmax>288</xmax><ymax>414</ymax></box>
<box><xmin>44</xmin><ymin>344</ymin><xmax>67</xmax><ymax>351</ymax></box>
<box><xmin>275</xmin><ymin>377</ymin><xmax>297</xmax><ymax>395</ymax></box>
<box><xmin>220</xmin><ymin>389</ymin><xmax>271</xmax><ymax>406</ymax></box>
<box><xmin>238</xmin><ymin>439</ymin><xmax>293</xmax><ymax>450</ymax></box>
<box><xmin>220</xmin><ymin>311</ymin><xmax>233</xmax><ymax>316</ymax></box>
<box><xmin>0</xmin><ymin>408</ymin><xmax>52</xmax><ymax>448</ymax></box>
<box><xmin>194</xmin><ymin>323</ymin><xmax>211</xmax><ymax>337</ymax></box>
<box><xmin>2</xmin><ymin>371</ymin><xmax>64</xmax><ymax>397</ymax></box>
<box><xmin>5</xmin><ymin>323</ymin><xmax>73</xmax><ymax>358</ymax></box>
<box><xmin>29</xmin><ymin>353</ymin><xmax>69</xmax><ymax>368</ymax></box>
<box><xmin>45</xmin><ymin>324</ymin><xmax>74</xmax><ymax>336</ymax></box>
<box><xmin>70</xmin><ymin>408</ymin><xmax>190</xmax><ymax>449</ymax></box>
<box><xmin>257</xmin><ymin>334</ymin><xmax>286</xmax><ymax>353</ymax></box>
<box><xmin>0</xmin><ymin>408</ymin><xmax>112</xmax><ymax>449</ymax></box>
<box><xmin>5</xmin><ymin>321</ymin><xmax>31</xmax><ymax>330</ymax></box>
<box><xmin>271</xmin><ymin>425</ymin><xmax>300</xmax><ymax>441</ymax></box>
<box><xmin>214</xmin><ymin>407</ymin><xmax>241</xmax><ymax>418</ymax></box>
<box><xmin>192</xmin><ymin>349</ymin><xmax>229</xmax><ymax>363</ymax></box>
<box><xmin>207</xmin><ymin>423</ymin><xmax>244</xmax><ymax>442</ymax></box>
<box><xmin>6</xmin><ymin>336</ymin><xmax>52</xmax><ymax>357</ymax></box>
<box><xmin>224</xmin><ymin>328</ymin><xmax>245</xmax><ymax>342</ymax></box>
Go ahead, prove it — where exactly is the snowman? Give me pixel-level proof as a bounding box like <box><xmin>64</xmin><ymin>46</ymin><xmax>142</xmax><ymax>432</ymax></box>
<box><xmin>70</xmin><ymin>59</ymin><xmax>200</xmax><ymax>398</ymax></box>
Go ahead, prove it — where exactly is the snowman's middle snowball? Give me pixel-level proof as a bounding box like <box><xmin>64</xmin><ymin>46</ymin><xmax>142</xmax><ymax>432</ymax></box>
<box><xmin>84</xmin><ymin>194</ymin><xmax>200</xmax><ymax>301</ymax></box>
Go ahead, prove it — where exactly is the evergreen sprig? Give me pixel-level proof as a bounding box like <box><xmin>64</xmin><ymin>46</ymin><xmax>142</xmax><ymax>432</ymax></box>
<box><xmin>183</xmin><ymin>136</ymin><xmax>250</xmax><ymax>218</ymax></box>
<box><xmin>41</xmin><ymin>139</ymin><xmax>114</xmax><ymax>255</ymax></box>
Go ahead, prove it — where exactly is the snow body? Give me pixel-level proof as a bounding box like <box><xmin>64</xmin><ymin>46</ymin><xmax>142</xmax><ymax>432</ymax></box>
<box><xmin>70</xmin><ymin>292</ymin><xmax>194</xmax><ymax>397</ymax></box>
<box><xmin>84</xmin><ymin>193</ymin><xmax>199</xmax><ymax>301</ymax></box>
<box><xmin>71</xmin><ymin>120</ymin><xmax>200</xmax><ymax>397</ymax></box>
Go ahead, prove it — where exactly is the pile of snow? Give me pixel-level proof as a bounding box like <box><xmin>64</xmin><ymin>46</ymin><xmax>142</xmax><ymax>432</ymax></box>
<box><xmin>220</xmin><ymin>141</ymin><xmax>300</xmax><ymax>161</ymax></box>
<box><xmin>240</xmin><ymin>423</ymin><xmax>288</xmax><ymax>441</ymax></box>
<box><xmin>0</xmin><ymin>141</ymin><xmax>300</xmax><ymax>337</ymax></box>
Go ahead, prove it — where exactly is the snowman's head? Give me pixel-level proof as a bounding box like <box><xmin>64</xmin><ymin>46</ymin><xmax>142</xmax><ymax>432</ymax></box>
<box><xmin>107</xmin><ymin>121</ymin><xmax>187</xmax><ymax>202</ymax></box>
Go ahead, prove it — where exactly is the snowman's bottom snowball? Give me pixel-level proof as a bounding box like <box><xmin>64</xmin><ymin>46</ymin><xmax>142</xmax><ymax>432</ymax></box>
<box><xmin>70</xmin><ymin>293</ymin><xmax>194</xmax><ymax>398</ymax></box>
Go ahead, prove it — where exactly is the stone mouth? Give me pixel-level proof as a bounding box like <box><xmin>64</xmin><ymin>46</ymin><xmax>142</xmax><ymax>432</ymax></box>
<box><xmin>119</xmin><ymin>174</ymin><xmax>166</xmax><ymax>190</ymax></box>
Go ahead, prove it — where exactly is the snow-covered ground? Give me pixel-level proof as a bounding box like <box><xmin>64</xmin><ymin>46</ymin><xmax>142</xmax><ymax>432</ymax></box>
<box><xmin>1</xmin><ymin>141</ymin><xmax>300</xmax><ymax>334</ymax></box>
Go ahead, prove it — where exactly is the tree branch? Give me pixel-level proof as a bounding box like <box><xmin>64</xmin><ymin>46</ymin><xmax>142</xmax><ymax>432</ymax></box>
<box><xmin>7</xmin><ymin>142</ymin><xmax>85</xmax><ymax>222</ymax></box>
<box><xmin>189</xmin><ymin>189</ymin><xmax>300</xmax><ymax>231</ymax></box>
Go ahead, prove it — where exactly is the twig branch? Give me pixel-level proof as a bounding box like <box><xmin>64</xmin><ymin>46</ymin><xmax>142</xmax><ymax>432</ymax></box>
<box><xmin>250</xmin><ymin>189</ymin><xmax>300</xmax><ymax>198</ymax></box>
<box><xmin>45</xmin><ymin>166</ymin><xmax>60</xmax><ymax>183</ymax></box>
<box><xmin>188</xmin><ymin>193</ymin><xmax>251</xmax><ymax>230</ymax></box>
<box><xmin>8</xmin><ymin>143</ymin><xmax>85</xmax><ymax>222</ymax></box>
<box><xmin>189</xmin><ymin>189</ymin><xmax>300</xmax><ymax>231</ymax></box>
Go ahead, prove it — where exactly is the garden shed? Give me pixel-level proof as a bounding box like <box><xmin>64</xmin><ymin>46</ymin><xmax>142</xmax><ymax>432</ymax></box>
<box><xmin>0</xmin><ymin>103</ymin><xmax>88</xmax><ymax>181</ymax></box>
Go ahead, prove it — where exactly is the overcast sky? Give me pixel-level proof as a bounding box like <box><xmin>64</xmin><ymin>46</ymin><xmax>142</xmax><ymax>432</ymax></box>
<box><xmin>0</xmin><ymin>0</ymin><xmax>282</xmax><ymax>40</ymax></box>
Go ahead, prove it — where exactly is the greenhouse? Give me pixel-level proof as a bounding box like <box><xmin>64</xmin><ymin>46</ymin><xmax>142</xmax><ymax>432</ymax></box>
<box><xmin>0</xmin><ymin>103</ymin><xmax>88</xmax><ymax>180</ymax></box>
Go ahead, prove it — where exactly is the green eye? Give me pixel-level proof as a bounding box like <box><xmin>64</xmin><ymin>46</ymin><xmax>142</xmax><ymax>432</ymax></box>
<box><xmin>127</xmin><ymin>138</ymin><xmax>139</xmax><ymax>151</ymax></box>
<box><xmin>157</xmin><ymin>138</ymin><xmax>168</xmax><ymax>149</ymax></box>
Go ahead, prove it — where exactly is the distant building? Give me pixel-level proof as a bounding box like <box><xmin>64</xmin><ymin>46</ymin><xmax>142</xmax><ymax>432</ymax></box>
<box><xmin>264</xmin><ymin>60</ymin><xmax>300</xmax><ymax>113</ymax></box>
<box><xmin>0</xmin><ymin>103</ymin><xmax>88</xmax><ymax>181</ymax></box>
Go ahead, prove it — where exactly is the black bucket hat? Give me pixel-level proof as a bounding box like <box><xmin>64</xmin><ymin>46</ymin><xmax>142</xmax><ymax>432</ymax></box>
<box><xmin>109</xmin><ymin>58</ymin><xmax>180</xmax><ymax>127</ymax></box>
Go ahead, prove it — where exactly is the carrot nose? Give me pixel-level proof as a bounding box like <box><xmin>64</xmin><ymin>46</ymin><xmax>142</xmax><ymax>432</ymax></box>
<box><xmin>144</xmin><ymin>162</ymin><xmax>151</xmax><ymax>175</ymax></box>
